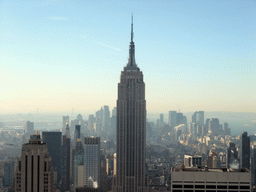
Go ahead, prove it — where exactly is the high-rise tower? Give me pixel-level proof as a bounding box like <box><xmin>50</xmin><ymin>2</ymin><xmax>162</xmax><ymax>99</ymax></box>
<box><xmin>61</xmin><ymin>121</ymin><xmax>71</xmax><ymax>192</ymax></box>
<box><xmin>14</xmin><ymin>133</ymin><xmax>56</xmax><ymax>192</ymax></box>
<box><xmin>113</xmin><ymin>17</ymin><xmax>147</xmax><ymax>192</ymax></box>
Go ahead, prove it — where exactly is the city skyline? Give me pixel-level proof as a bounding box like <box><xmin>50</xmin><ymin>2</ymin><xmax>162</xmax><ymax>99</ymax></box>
<box><xmin>1</xmin><ymin>0</ymin><xmax>255</xmax><ymax>114</ymax></box>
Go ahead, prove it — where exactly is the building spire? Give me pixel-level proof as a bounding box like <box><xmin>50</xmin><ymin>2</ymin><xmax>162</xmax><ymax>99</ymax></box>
<box><xmin>65</xmin><ymin>120</ymin><xmax>70</xmax><ymax>138</ymax></box>
<box><xmin>131</xmin><ymin>14</ymin><xmax>133</xmax><ymax>42</ymax></box>
<box><xmin>124</xmin><ymin>14</ymin><xmax>139</xmax><ymax>71</ymax></box>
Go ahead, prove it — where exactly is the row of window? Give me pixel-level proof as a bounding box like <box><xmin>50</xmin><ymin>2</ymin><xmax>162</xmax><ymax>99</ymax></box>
<box><xmin>173</xmin><ymin>190</ymin><xmax>250</xmax><ymax>192</ymax></box>
<box><xmin>173</xmin><ymin>181</ymin><xmax>250</xmax><ymax>184</ymax></box>
<box><xmin>173</xmin><ymin>185</ymin><xmax>250</xmax><ymax>189</ymax></box>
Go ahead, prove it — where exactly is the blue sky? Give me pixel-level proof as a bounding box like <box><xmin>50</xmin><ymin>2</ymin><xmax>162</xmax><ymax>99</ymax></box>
<box><xmin>0</xmin><ymin>0</ymin><xmax>255</xmax><ymax>114</ymax></box>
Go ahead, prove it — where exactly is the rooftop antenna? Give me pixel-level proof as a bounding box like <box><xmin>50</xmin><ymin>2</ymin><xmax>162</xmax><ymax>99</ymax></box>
<box><xmin>131</xmin><ymin>14</ymin><xmax>133</xmax><ymax>42</ymax></box>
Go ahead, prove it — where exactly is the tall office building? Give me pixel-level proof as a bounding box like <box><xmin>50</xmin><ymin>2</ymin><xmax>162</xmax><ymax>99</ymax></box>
<box><xmin>42</xmin><ymin>131</ymin><xmax>62</xmax><ymax>183</ymax></box>
<box><xmin>241</xmin><ymin>132</ymin><xmax>250</xmax><ymax>170</ymax></box>
<box><xmin>84</xmin><ymin>137</ymin><xmax>100</xmax><ymax>188</ymax></box>
<box><xmin>168</xmin><ymin>111</ymin><xmax>177</xmax><ymax>128</ymax></box>
<box><xmin>61</xmin><ymin>122</ymin><xmax>71</xmax><ymax>192</ymax></box>
<box><xmin>184</xmin><ymin>155</ymin><xmax>202</xmax><ymax>168</ymax></box>
<box><xmin>88</xmin><ymin>115</ymin><xmax>95</xmax><ymax>134</ymax></box>
<box><xmin>112</xmin><ymin>107</ymin><xmax>117</xmax><ymax>117</ymax></box>
<box><xmin>62</xmin><ymin>116</ymin><xmax>69</xmax><ymax>134</ymax></box>
<box><xmin>25</xmin><ymin>121</ymin><xmax>34</xmax><ymax>134</ymax></box>
<box><xmin>72</xmin><ymin>139</ymin><xmax>84</xmax><ymax>188</ymax></box>
<box><xmin>208</xmin><ymin>118</ymin><xmax>220</xmax><ymax>135</ymax></box>
<box><xmin>14</xmin><ymin>133</ymin><xmax>56</xmax><ymax>192</ymax></box>
<box><xmin>196</xmin><ymin>111</ymin><xmax>204</xmax><ymax>126</ymax></box>
<box><xmin>226</xmin><ymin>142</ymin><xmax>238</xmax><ymax>168</ymax></box>
<box><xmin>75</xmin><ymin>125</ymin><xmax>81</xmax><ymax>140</ymax></box>
<box><xmin>3</xmin><ymin>157</ymin><xmax>15</xmax><ymax>188</ymax></box>
<box><xmin>103</xmin><ymin>105</ymin><xmax>110</xmax><ymax>132</ymax></box>
<box><xmin>251</xmin><ymin>144</ymin><xmax>256</xmax><ymax>186</ymax></box>
<box><xmin>159</xmin><ymin>114</ymin><xmax>164</xmax><ymax>127</ymax></box>
<box><xmin>224</xmin><ymin>122</ymin><xmax>231</xmax><ymax>135</ymax></box>
<box><xmin>95</xmin><ymin>108</ymin><xmax>103</xmax><ymax>133</ymax></box>
<box><xmin>191</xmin><ymin>111</ymin><xmax>204</xmax><ymax>126</ymax></box>
<box><xmin>113</xmin><ymin>17</ymin><xmax>147</xmax><ymax>192</ymax></box>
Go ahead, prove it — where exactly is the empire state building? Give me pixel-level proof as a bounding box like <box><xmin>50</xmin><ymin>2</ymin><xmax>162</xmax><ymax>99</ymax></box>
<box><xmin>113</xmin><ymin>17</ymin><xmax>148</xmax><ymax>192</ymax></box>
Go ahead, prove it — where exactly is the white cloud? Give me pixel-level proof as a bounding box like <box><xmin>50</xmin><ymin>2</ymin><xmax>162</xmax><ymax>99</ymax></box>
<box><xmin>96</xmin><ymin>42</ymin><xmax>121</xmax><ymax>52</ymax></box>
<box><xmin>80</xmin><ymin>35</ymin><xmax>122</xmax><ymax>52</ymax></box>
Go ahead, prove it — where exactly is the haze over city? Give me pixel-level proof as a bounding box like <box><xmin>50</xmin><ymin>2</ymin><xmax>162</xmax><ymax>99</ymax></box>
<box><xmin>1</xmin><ymin>0</ymin><xmax>255</xmax><ymax>114</ymax></box>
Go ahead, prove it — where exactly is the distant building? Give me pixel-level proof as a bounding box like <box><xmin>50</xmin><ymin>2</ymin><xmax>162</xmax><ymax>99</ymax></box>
<box><xmin>226</xmin><ymin>142</ymin><xmax>238</xmax><ymax>168</ymax></box>
<box><xmin>84</xmin><ymin>137</ymin><xmax>100</xmax><ymax>188</ymax></box>
<box><xmin>208</xmin><ymin>118</ymin><xmax>221</xmax><ymax>135</ymax></box>
<box><xmin>62</xmin><ymin>116</ymin><xmax>69</xmax><ymax>133</ymax></box>
<box><xmin>112</xmin><ymin>107</ymin><xmax>117</xmax><ymax>117</ymax></box>
<box><xmin>3</xmin><ymin>157</ymin><xmax>15</xmax><ymax>188</ymax></box>
<box><xmin>251</xmin><ymin>144</ymin><xmax>256</xmax><ymax>186</ymax></box>
<box><xmin>88</xmin><ymin>115</ymin><xmax>95</xmax><ymax>134</ymax></box>
<box><xmin>169</xmin><ymin>111</ymin><xmax>187</xmax><ymax>128</ymax></box>
<box><xmin>24</xmin><ymin>121</ymin><xmax>34</xmax><ymax>134</ymax></box>
<box><xmin>241</xmin><ymin>132</ymin><xmax>250</xmax><ymax>170</ymax></box>
<box><xmin>95</xmin><ymin>108</ymin><xmax>103</xmax><ymax>133</ymax></box>
<box><xmin>42</xmin><ymin>131</ymin><xmax>62</xmax><ymax>184</ymax></box>
<box><xmin>184</xmin><ymin>155</ymin><xmax>202</xmax><ymax>168</ymax></box>
<box><xmin>61</xmin><ymin>122</ymin><xmax>71</xmax><ymax>192</ymax></box>
<box><xmin>72</xmin><ymin>139</ymin><xmax>84</xmax><ymax>188</ymax></box>
<box><xmin>103</xmin><ymin>105</ymin><xmax>110</xmax><ymax>132</ymax></box>
<box><xmin>75</xmin><ymin>125</ymin><xmax>81</xmax><ymax>140</ymax></box>
<box><xmin>14</xmin><ymin>133</ymin><xmax>56</xmax><ymax>192</ymax></box>
<box><xmin>189</xmin><ymin>123</ymin><xmax>196</xmax><ymax>140</ymax></box>
<box><xmin>206</xmin><ymin>150</ymin><xmax>221</xmax><ymax>168</ymax></box>
<box><xmin>169</xmin><ymin>111</ymin><xmax>177</xmax><ymax>128</ymax></box>
<box><xmin>224</xmin><ymin>122</ymin><xmax>231</xmax><ymax>135</ymax></box>
<box><xmin>159</xmin><ymin>114</ymin><xmax>164</xmax><ymax>127</ymax></box>
<box><xmin>171</xmin><ymin>166</ymin><xmax>251</xmax><ymax>192</ymax></box>
<box><xmin>71</xmin><ymin>114</ymin><xmax>85</xmax><ymax>135</ymax></box>
<box><xmin>191</xmin><ymin>111</ymin><xmax>204</xmax><ymax>136</ymax></box>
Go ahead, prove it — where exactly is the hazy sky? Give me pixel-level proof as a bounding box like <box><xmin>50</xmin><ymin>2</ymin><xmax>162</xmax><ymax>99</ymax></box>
<box><xmin>1</xmin><ymin>0</ymin><xmax>255</xmax><ymax>114</ymax></box>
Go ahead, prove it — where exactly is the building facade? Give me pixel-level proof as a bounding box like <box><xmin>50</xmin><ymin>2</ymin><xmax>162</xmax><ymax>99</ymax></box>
<box><xmin>84</xmin><ymin>137</ymin><xmax>100</xmax><ymax>189</ymax></box>
<box><xmin>72</xmin><ymin>139</ymin><xmax>84</xmax><ymax>188</ymax></box>
<box><xmin>3</xmin><ymin>157</ymin><xmax>15</xmax><ymax>188</ymax></box>
<box><xmin>241</xmin><ymin>132</ymin><xmax>250</xmax><ymax>170</ymax></box>
<box><xmin>61</xmin><ymin>122</ymin><xmax>71</xmax><ymax>192</ymax></box>
<box><xmin>113</xmin><ymin>17</ymin><xmax>147</xmax><ymax>192</ymax></box>
<box><xmin>14</xmin><ymin>133</ymin><xmax>56</xmax><ymax>192</ymax></box>
<box><xmin>25</xmin><ymin>121</ymin><xmax>34</xmax><ymax>134</ymax></box>
<box><xmin>42</xmin><ymin>131</ymin><xmax>62</xmax><ymax>184</ymax></box>
<box><xmin>171</xmin><ymin>166</ymin><xmax>251</xmax><ymax>192</ymax></box>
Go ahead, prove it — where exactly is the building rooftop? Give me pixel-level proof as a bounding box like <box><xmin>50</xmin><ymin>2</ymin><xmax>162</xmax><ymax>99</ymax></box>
<box><xmin>172</xmin><ymin>166</ymin><xmax>249</xmax><ymax>173</ymax></box>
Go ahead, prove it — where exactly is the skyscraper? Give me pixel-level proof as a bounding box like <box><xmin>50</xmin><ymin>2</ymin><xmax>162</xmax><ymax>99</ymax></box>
<box><xmin>62</xmin><ymin>116</ymin><xmax>69</xmax><ymax>134</ymax></box>
<box><xmin>103</xmin><ymin>105</ymin><xmax>110</xmax><ymax>132</ymax></box>
<box><xmin>75</xmin><ymin>125</ymin><xmax>81</xmax><ymax>140</ymax></box>
<box><xmin>72</xmin><ymin>139</ymin><xmax>84</xmax><ymax>188</ymax></box>
<box><xmin>3</xmin><ymin>157</ymin><xmax>15</xmax><ymax>188</ymax></box>
<box><xmin>241</xmin><ymin>132</ymin><xmax>250</xmax><ymax>170</ymax></box>
<box><xmin>226</xmin><ymin>143</ymin><xmax>238</xmax><ymax>168</ymax></box>
<box><xmin>168</xmin><ymin>111</ymin><xmax>177</xmax><ymax>128</ymax></box>
<box><xmin>84</xmin><ymin>137</ymin><xmax>100</xmax><ymax>188</ymax></box>
<box><xmin>251</xmin><ymin>144</ymin><xmax>256</xmax><ymax>186</ymax></box>
<box><xmin>208</xmin><ymin>118</ymin><xmax>221</xmax><ymax>135</ymax></box>
<box><xmin>42</xmin><ymin>131</ymin><xmax>62</xmax><ymax>184</ymax></box>
<box><xmin>61</xmin><ymin>121</ymin><xmax>71</xmax><ymax>192</ymax></box>
<box><xmin>14</xmin><ymin>133</ymin><xmax>56</xmax><ymax>192</ymax></box>
<box><xmin>113</xmin><ymin>17</ymin><xmax>147</xmax><ymax>192</ymax></box>
<box><xmin>24</xmin><ymin>121</ymin><xmax>34</xmax><ymax>134</ymax></box>
<box><xmin>159</xmin><ymin>113</ymin><xmax>164</xmax><ymax>127</ymax></box>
